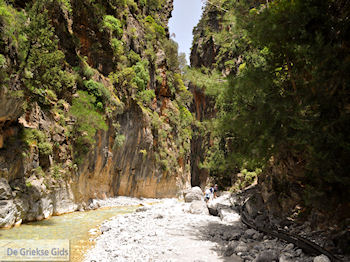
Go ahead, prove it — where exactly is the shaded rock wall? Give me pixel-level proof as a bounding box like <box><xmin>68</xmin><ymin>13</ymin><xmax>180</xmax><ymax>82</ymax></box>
<box><xmin>0</xmin><ymin>0</ymin><xmax>190</xmax><ymax>228</ymax></box>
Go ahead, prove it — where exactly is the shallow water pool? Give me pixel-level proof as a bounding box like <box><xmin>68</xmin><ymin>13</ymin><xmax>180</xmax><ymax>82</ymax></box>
<box><xmin>0</xmin><ymin>206</ymin><xmax>138</xmax><ymax>261</ymax></box>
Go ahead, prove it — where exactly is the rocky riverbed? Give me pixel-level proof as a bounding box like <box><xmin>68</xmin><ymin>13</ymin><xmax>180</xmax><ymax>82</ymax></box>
<box><xmin>84</xmin><ymin>190</ymin><xmax>333</xmax><ymax>262</ymax></box>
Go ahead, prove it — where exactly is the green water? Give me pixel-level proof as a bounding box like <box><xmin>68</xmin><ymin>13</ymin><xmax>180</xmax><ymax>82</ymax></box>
<box><xmin>0</xmin><ymin>206</ymin><xmax>138</xmax><ymax>261</ymax></box>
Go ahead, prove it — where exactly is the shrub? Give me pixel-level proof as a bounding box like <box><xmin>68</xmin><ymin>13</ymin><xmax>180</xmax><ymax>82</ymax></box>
<box><xmin>113</xmin><ymin>134</ymin><xmax>126</xmax><ymax>149</ymax></box>
<box><xmin>132</xmin><ymin>60</ymin><xmax>150</xmax><ymax>91</ymax></box>
<box><xmin>38</xmin><ymin>142</ymin><xmax>53</xmax><ymax>156</ymax></box>
<box><xmin>127</xmin><ymin>50</ymin><xmax>141</xmax><ymax>65</ymax></box>
<box><xmin>136</xmin><ymin>89</ymin><xmax>155</xmax><ymax>106</ymax></box>
<box><xmin>22</xmin><ymin>128</ymin><xmax>53</xmax><ymax>156</ymax></box>
<box><xmin>145</xmin><ymin>15</ymin><xmax>165</xmax><ymax>40</ymax></box>
<box><xmin>70</xmin><ymin>91</ymin><xmax>108</xmax><ymax>161</ymax></box>
<box><xmin>103</xmin><ymin>15</ymin><xmax>123</xmax><ymax>38</ymax></box>
<box><xmin>111</xmin><ymin>38</ymin><xmax>124</xmax><ymax>57</ymax></box>
<box><xmin>83</xmin><ymin>79</ymin><xmax>112</xmax><ymax>108</ymax></box>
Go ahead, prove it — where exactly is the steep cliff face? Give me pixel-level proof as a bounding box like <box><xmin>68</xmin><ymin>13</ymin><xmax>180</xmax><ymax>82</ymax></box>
<box><xmin>188</xmin><ymin>3</ymin><xmax>225</xmax><ymax>189</ymax></box>
<box><xmin>189</xmin><ymin>0</ymin><xmax>350</xmax><ymax>240</ymax></box>
<box><xmin>0</xmin><ymin>0</ymin><xmax>192</xmax><ymax>227</ymax></box>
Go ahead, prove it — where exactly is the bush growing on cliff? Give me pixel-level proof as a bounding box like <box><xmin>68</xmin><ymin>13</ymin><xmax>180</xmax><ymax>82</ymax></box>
<box><xmin>102</xmin><ymin>15</ymin><xmax>123</xmax><ymax>38</ymax></box>
<box><xmin>136</xmin><ymin>89</ymin><xmax>155</xmax><ymax>106</ymax></box>
<box><xmin>164</xmin><ymin>39</ymin><xmax>180</xmax><ymax>72</ymax></box>
<box><xmin>111</xmin><ymin>38</ymin><xmax>124</xmax><ymax>57</ymax></box>
<box><xmin>70</xmin><ymin>91</ymin><xmax>108</xmax><ymax>163</ymax></box>
<box><xmin>144</xmin><ymin>15</ymin><xmax>165</xmax><ymax>41</ymax></box>
<box><xmin>197</xmin><ymin>0</ymin><xmax>350</xmax><ymax>196</ymax></box>
<box><xmin>22</xmin><ymin>128</ymin><xmax>53</xmax><ymax>156</ymax></box>
<box><xmin>132</xmin><ymin>60</ymin><xmax>150</xmax><ymax>91</ymax></box>
<box><xmin>21</xmin><ymin>1</ymin><xmax>75</xmax><ymax>105</ymax></box>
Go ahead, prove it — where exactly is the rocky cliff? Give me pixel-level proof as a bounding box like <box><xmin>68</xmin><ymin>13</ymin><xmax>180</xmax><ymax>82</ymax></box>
<box><xmin>0</xmin><ymin>0</ymin><xmax>192</xmax><ymax>227</ymax></box>
<box><xmin>188</xmin><ymin>0</ymin><xmax>350</xmax><ymax>248</ymax></box>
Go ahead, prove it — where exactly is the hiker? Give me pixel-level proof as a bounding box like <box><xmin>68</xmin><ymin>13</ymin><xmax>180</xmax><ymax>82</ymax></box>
<box><xmin>205</xmin><ymin>184</ymin><xmax>218</xmax><ymax>202</ymax></box>
<box><xmin>213</xmin><ymin>184</ymin><xmax>218</xmax><ymax>198</ymax></box>
<box><xmin>204</xmin><ymin>187</ymin><xmax>214</xmax><ymax>202</ymax></box>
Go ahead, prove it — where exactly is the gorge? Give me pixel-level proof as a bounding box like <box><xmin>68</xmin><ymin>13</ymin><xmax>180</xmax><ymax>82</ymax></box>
<box><xmin>0</xmin><ymin>0</ymin><xmax>349</xmax><ymax>260</ymax></box>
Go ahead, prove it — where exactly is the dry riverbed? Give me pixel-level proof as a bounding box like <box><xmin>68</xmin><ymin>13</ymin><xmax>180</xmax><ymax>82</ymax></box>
<box><xmin>84</xmin><ymin>195</ymin><xmax>332</xmax><ymax>262</ymax></box>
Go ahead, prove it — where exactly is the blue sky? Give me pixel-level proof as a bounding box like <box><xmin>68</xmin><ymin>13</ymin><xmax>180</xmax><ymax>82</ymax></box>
<box><xmin>168</xmin><ymin>0</ymin><xmax>204</xmax><ymax>64</ymax></box>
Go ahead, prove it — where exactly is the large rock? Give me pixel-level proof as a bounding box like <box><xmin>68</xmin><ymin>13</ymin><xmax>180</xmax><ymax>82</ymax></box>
<box><xmin>0</xmin><ymin>178</ymin><xmax>13</xmax><ymax>200</ymax></box>
<box><xmin>207</xmin><ymin>193</ymin><xmax>232</xmax><ymax>216</ymax></box>
<box><xmin>313</xmin><ymin>255</ymin><xmax>331</xmax><ymax>262</ymax></box>
<box><xmin>184</xmin><ymin>187</ymin><xmax>204</xmax><ymax>203</ymax></box>
<box><xmin>189</xmin><ymin>200</ymin><xmax>209</xmax><ymax>215</ymax></box>
<box><xmin>218</xmin><ymin>207</ymin><xmax>240</xmax><ymax>223</ymax></box>
<box><xmin>253</xmin><ymin>250</ymin><xmax>279</xmax><ymax>262</ymax></box>
<box><xmin>0</xmin><ymin>199</ymin><xmax>17</xmax><ymax>227</ymax></box>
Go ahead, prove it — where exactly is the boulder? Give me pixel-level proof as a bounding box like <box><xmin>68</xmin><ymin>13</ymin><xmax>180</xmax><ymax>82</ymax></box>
<box><xmin>235</xmin><ymin>242</ymin><xmax>249</xmax><ymax>252</ymax></box>
<box><xmin>0</xmin><ymin>199</ymin><xmax>17</xmax><ymax>227</ymax></box>
<box><xmin>244</xmin><ymin>228</ymin><xmax>258</xmax><ymax>238</ymax></box>
<box><xmin>253</xmin><ymin>250</ymin><xmax>279</xmax><ymax>262</ymax></box>
<box><xmin>189</xmin><ymin>200</ymin><xmax>209</xmax><ymax>215</ymax></box>
<box><xmin>184</xmin><ymin>187</ymin><xmax>203</xmax><ymax>203</ymax></box>
<box><xmin>0</xmin><ymin>178</ymin><xmax>13</xmax><ymax>200</ymax></box>
<box><xmin>279</xmin><ymin>254</ymin><xmax>293</xmax><ymax>262</ymax></box>
<box><xmin>218</xmin><ymin>208</ymin><xmax>240</xmax><ymax>223</ymax></box>
<box><xmin>207</xmin><ymin>193</ymin><xmax>232</xmax><ymax>216</ymax></box>
<box><xmin>313</xmin><ymin>255</ymin><xmax>331</xmax><ymax>262</ymax></box>
<box><xmin>224</xmin><ymin>241</ymin><xmax>239</xmax><ymax>256</ymax></box>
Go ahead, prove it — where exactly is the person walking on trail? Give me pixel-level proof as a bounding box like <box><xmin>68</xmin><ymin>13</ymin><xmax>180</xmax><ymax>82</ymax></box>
<box><xmin>213</xmin><ymin>184</ymin><xmax>218</xmax><ymax>198</ymax></box>
<box><xmin>205</xmin><ymin>185</ymin><xmax>217</xmax><ymax>202</ymax></box>
<box><xmin>205</xmin><ymin>187</ymin><xmax>212</xmax><ymax>202</ymax></box>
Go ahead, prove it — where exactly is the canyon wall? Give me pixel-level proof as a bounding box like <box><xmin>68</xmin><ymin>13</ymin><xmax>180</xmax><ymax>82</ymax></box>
<box><xmin>0</xmin><ymin>0</ymin><xmax>191</xmax><ymax>227</ymax></box>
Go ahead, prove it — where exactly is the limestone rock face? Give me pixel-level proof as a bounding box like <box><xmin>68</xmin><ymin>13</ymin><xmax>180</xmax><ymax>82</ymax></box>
<box><xmin>0</xmin><ymin>0</ymin><xmax>192</xmax><ymax>228</ymax></box>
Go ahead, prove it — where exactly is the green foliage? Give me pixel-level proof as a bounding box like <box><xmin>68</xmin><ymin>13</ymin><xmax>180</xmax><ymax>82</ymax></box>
<box><xmin>144</xmin><ymin>15</ymin><xmax>165</xmax><ymax>41</ymax></box>
<box><xmin>146</xmin><ymin>0</ymin><xmax>164</xmax><ymax>11</ymax></box>
<box><xmin>199</xmin><ymin>0</ymin><xmax>350</xmax><ymax>194</ymax></box>
<box><xmin>164</xmin><ymin>39</ymin><xmax>179</xmax><ymax>72</ymax></box>
<box><xmin>0</xmin><ymin>54</ymin><xmax>6</xmax><ymax>68</ymax></box>
<box><xmin>57</xmin><ymin>0</ymin><xmax>72</xmax><ymax>14</ymax></box>
<box><xmin>22</xmin><ymin>128</ymin><xmax>53</xmax><ymax>156</ymax></box>
<box><xmin>113</xmin><ymin>133</ymin><xmax>126</xmax><ymax>149</ymax></box>
<box><xmin>83</xmin><ymin>79</ymin><xmax>123</xmax><ymax>113</ymax></box>
<box><xmin>102</xmin><ymin>15</ymin><xmax>123</xmax><ymax>38</ymax></box>
<box><xmin>184</xmin><ymin>67</ymin><xmax>227</xmax><ymax>97</ymax></box>
<box><xmin>231</xmin><ymin>168</ymin><xmax>262</xmax><ymax>192</ymax></box>
<box><xmin>132</xmin><ymin>60</ymin><xmax>150</xmax><ymax>91</ymax></box>
<box><xmin>174</xmin><ymin>73</ymin><xmax>192</xmax><ymax>106</ymax></box>
<box><xmin>127</xmin><ymin>50</ymin><xmax>141</xmax><ymax>65</ymax></box>
<box><xmin>82</xmin><ymin>63</ymin><xmax>95</xmax><ymax>79</ymax></box>
<box><xmin>111</xmin><ymin>38</ymin><xmax>124</xmax><ymax>57</ymax></box>
<box><xmin>136</xmin><ymin>89</ymin><xmax>155</xmax><ymax>106</ymax></box>
<box><xmin>70</xmin><ymin>91</ymin><xmax>108</xmax><ymax>162</ymax></box>
<box><xmin>21</xmin><ymin>1</ymin><xmax>75</xmax><ymax>104</ymax></box>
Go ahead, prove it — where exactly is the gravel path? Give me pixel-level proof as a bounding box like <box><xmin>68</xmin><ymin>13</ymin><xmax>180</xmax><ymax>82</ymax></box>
<box><xmin>84</xmin><ymin>198</ymin><xmax>241</xmax><ymax>262</ymax></box>
<box><xmin>84</xmin><ymin>196</ymin><xmax>330</xmax><ymax>262</ymax></box>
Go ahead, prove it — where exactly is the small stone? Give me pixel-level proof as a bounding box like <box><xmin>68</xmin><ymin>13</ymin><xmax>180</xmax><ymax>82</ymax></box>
<box><xmin>279</xmin><ymin>254</ymin><xmax>293</xmax><ymax>262</ymax></box>
<box><xmin>253</xmin><ymin>232</ymin><xmax>263</xmax><ymax>240</ymax></box>
<box><xmin>295</xmin><ymin>249</ymin><xmax>302</xmax><ymax>256</ymax></box>
<box><xmin>254</xmin><ymin>250</ymin><xmax>279</xmax><ymax>262</ymax></box>
<box><xmin>284</xmin><ymin>243</ymin><xmax>294</xmax><ymax>251</ymax></box>
<box><xmin>100</xmin><ymin>225</ymin><xmax>110</xmax><ymax>233</ymax></box>
<box><xmin>224</xmin><ymin>241</ymin><xmax>238</xmax><ymax>256</ymax></box>
<box><xmin>313</xmin><ymin>255</ymin><xmax>331</xmax><ymax>262</ymax></box>
<box><xmin>245</xmin><ymin>228</ymin><xmax>258</xmax><ymax>238</ymax></box>
<box><xmin>136</xmin><ymin>206</ymin><xmax>149</xmax><ymax>212</ymax></box>
<box><xmin>235</xmin><ymin>243</ymin><xmax>249</xmax><ymax>252</ymax></box>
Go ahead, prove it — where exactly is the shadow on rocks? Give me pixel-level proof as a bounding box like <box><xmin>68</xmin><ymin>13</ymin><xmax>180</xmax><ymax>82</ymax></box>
<box><xmin>191</xmin><ymin>221</ymin><xmax>247</xmax><ymax>262</ymax></box>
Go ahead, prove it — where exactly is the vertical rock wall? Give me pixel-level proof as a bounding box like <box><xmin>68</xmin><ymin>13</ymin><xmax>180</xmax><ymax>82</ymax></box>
<box><xmin>0</xmin><ymin>0</ymin><xmax>191</xmax><ymax>228</ymax></box>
